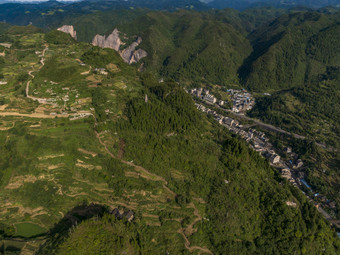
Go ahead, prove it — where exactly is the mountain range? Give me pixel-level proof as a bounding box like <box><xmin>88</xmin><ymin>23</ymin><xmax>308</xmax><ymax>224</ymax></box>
<box><xmin>0</xmin><ymin>1</ymin><xmax>339</xmax><ymax>254</ymax></box>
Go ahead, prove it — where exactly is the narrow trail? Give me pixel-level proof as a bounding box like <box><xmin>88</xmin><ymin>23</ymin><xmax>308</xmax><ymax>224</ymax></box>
<box><xmin>26</xmin><ymin>45</ymin><xmax>48</xmax><ymax>102</ymax></box>
<box><xmin>94</xmin><ymin>128</ymin><xmax>213</xmax><ymax>254</ymax></box>
<box><xmin>185</xmin><ymin>203</ymin><xmax>202</xmax><ymax>236</ymax></box>
<box><xmin>178</xmin><ymin>228</ymin><xmax>213</xmax><ymax>254</ymax></box>
<box><xmin>0</xmin><ymin>44</ymin><xmax>91</xmax><ymax>119</ymax></box>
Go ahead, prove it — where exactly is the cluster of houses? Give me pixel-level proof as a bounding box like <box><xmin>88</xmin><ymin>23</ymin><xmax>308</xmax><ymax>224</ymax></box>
<box><xmin>69</xmin><ymin>112</ymin><xmax>92</xmax><ymax>121</ymax></box>
<box><xmin>94</xmin><ymin>68</ymin><xmax>108</xmax><ymax>75</ymax></box>
<box><xmin>189</xmin><ymin>88</ymin><xmax>225</xmax><ymax>106</ymax></box>
<box><xmin>33</xmin><ymin>84</ymin><xmax>84</xmax><ymax>108</ymax></box>
<box><xmin>195</xmin><ymin>102</ymin><xmax>338</xmax><ymax>223</ymax></box>
<box><xmin>195</xmin><ymin>102</ymin><xmax>303</xmax><ymax>185</ymax></box>
<box><xmin>30</xmin><ymin>82</ymin><xmax>94</xmax><ymax>120</ymax></box>
<box><xmin>226</xmin><ymin>89</ymin><xmax>255</xmax><ymax>113</ymax></box>
<box><xmin>189</xmin><ymin>87</ymin><xmax>255</xmax><ymax>113</ymax></box>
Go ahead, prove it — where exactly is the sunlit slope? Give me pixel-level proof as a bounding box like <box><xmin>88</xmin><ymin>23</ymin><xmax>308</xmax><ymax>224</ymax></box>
<box><xmin>0</xmin><ymin>26</ymin><xmax>339</xmax><ymax>255</ymax></box>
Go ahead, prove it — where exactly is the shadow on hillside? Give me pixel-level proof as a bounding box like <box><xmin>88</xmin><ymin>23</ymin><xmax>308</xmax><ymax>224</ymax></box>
<box><xmin>237</xmin><ymin>31</ymin><xmax>285</xmax><ymax>84</ymax></box>
<box><xmin>49</xmin><ymin>203</ymin><xmax>107</xmax><ymax>235</ymax></box>
<box><xmin>35</xmin><ymin>203</ymin><xmax>108</xmax><ymax>254</ymax></box>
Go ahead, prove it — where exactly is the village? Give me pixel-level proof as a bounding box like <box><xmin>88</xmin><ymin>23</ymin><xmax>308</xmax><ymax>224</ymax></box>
<box><xmin>190</xmin><ymin>88</ymin><xmax>339</xmax><ymax>233</ymax></box>
<box><xmin>189</xmin><ymin>87</ymin><xmax>255</xmax><ymax>113</ymax></box>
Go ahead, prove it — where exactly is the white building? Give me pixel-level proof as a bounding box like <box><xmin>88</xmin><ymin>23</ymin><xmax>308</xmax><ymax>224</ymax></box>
<box><xmin>203</xmin><ymin>94</ymin><xmax>216</xmax><ymax>104</ymax></box>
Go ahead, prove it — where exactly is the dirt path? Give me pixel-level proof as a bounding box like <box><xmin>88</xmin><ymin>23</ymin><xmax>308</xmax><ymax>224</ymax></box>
<box><xmin>81</xmin><ymin>67</ymin><xmax>91</xmax><ymax>75</ymax></box>
<box><xmin>0</xmin><ymin>111</ymin><xmax>68</xmax><ymax>119</ymax></box>
<box><xmin>178</xmin><ymin>229</ymin><xmax>213</xmax><ymax>254</ymax></box>
<box><xmin>185</xmin><ymin>203</ymin><xmax>202</xmax><ymax>236</ymax></box>
<box><xmin>0</xmin><ymin>122</ymin><xmax>14</xmax><ymax>131</ymax></box>
<box><xmin>0</xmin><ymin>44</ymin><xmax>93</xmax><ymax>120</ymax></box>
<box><xmin>175</xmin><ymin>201</ymin><xmax>213</xmax><ymax>254</ymax></box>
<box><xmin>26</xmin><ymin>45</ymin><xmax>48</xmax><ymax>102</ymax></box>
<box><xmin>117</xmin><ymin>139</ymin><xmax>125</xmax><ymax>159</ymax></box>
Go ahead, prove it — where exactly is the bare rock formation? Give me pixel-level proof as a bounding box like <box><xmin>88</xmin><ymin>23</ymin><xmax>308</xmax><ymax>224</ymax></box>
<box><xmin>129</xmin><ymin>48</ymin><xmax>148</xmax><ymax>64</ymax></box>
<box><xmin>92</xmin><ymin>28</ymin><xmax>123</xmax><ymax>51</ymax></box>
<box><xmin>92</xmin><ymin>29</ymin><xmax>147</xmax><ymax>64</ymax></box>
<box><xmin>57</xmin><ymin>25</ymin><xmax>77</xmax><ymax>40</ymax></box>
<box><xmin>120</xmin><ymin>37</ymin><xmax>148</xmax><ymax>64</ymax></box>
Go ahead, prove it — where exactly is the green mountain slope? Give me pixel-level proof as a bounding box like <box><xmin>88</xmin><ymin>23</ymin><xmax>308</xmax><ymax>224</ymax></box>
<box><xmin>71</xmin><ymin>10</ymin><xmax>253</xmax><ymax>85</ymax></box>
<box><xmin>126</xmin><ymin>11</ymin><xmax>252</xmax><ymax>85</ymax></box>
<box><xmin>248</xmin><ymin>66</ymin><xmax>340</xmax><ymax>210</ymax></box>
<box><xmin>239</xmin><ymin>11</ymin><xmax>340</xmax><ymax>91</ymax></box>
<box><xmin>208</xmin><ymin>0</ymin><xmax>340</xmax><ymax>10</ymax></box>
<box><xmin>0</xmin><ymin>26</ymin><xmax>339</xmax><ymax>254</ymax></box>
<box><xmin>0</xmin><ymin>0</ymin><xmax>208</xmax><ymax>29</ymax></box>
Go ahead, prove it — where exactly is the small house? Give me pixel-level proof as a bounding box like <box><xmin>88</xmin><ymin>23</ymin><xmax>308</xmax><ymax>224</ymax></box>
<box><xmin>123</xmin><ymin>210</ymin><xmax>134</xmax><ymax>222</ymax></box>
<box><xmin>270</xmin><ymin>155</ymin><xmax>280</xmax><ymax>164</ymax></box>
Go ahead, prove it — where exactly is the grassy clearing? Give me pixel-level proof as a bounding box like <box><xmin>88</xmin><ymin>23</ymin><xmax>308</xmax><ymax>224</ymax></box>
<box><xmin>14</xmin><ymin>222</ymin><xmax>47</xmax><ymax>238</ymax></box>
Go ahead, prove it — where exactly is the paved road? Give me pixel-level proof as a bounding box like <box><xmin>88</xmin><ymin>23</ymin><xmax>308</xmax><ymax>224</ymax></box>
<box><xmin>217</xmin><ymin>105</ymin><xmax>306</xmax><ymax>139</ymax></box>
<box><xmin>317</xmin><ymin>206</ymin><xmax>333</xmax><ymax>221</ymax></box>
<box><xmin>216</xmin><ymin>105</ymin><xmax>330</xmax><ymax>149</ymax></box>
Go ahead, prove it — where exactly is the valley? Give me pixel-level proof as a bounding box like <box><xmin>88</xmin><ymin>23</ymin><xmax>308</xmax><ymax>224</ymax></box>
<box><xmin>192</xmin><ymin>92</ymin><xmax>340</xmax><ymax>230</ymax></box>
<box><xmin>0</xmin><ymin>2</ymin><xmax>339</xmax><ymax>254</ymax></box>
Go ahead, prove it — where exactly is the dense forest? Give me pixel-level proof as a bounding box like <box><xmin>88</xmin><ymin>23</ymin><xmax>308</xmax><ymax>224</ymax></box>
<box><xmin>240</xmin><ymin>11</ymin><xmax>340</xmax><ymax>91</ymax></box>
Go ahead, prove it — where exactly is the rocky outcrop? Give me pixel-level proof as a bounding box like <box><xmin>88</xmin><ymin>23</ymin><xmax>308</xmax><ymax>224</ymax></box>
<box><xmin>120</xmin><ymin>37</ymin><xmax>148</xmax><ymax>64</ymax></box>
<box><xmin>129</xmin><ymin>48</ymin><xmax>148</xmax><ymax>64</ymax></box>
<box><xmin>92</xmin><ymin>28</ymin><xmax>123</xmax><ymax>51</ymax></box>
<box><xmin>57</xmin><ymin>25</ymin><xmax>77</xmax><ymax>40</ymax></box>
<box><xmin>92</xmin><ymin>29</ymin><xmax>147</xmax><ymax>64</ymax></box>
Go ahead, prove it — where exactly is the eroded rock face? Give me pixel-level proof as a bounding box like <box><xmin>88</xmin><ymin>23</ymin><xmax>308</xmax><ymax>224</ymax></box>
<box><xmin>57</xmin><ymin>25</ymin><xmax>77</xmax><ymax>40</ymax></box>
<box><xmin>127</xmin><ymin>47</ymin><xmax>148</xmax><ymax>64</ymax></box>
<box><xmin>92</xmin><ymin>28</ymin><xmax>123</xmax><ymax>51</ymax></box>
<box><xmin>92</xmin><ymin>29</ymin><xmax>147</xmax><ymax>64</ymax></box>
<box><xmin>120</xmin><ymin>37</ymin><xmax>148</xmax><ymax>64</ymax></box>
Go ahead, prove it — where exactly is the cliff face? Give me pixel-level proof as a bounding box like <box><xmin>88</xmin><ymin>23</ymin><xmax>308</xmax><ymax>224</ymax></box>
<box><xmin>92</xmin><ymin>29</ymin><xmax>147</xmax><ymax>64</ymax></box>
<box><xmin>57</xmin><ymin>25</ymin><xmax>77</xmax><ymax>40</ymax></box>
<box><xmin>92</xmin><ymin>28</ymin><xmax>123</xmax><ymax>51</ymax></box>
<box><xmin>129</xmin><ymin>48</ymin><xmax>148</xmax><ymax>64</ymax></box>
<box><xmin>120</xmin><ymin>37</ymin><xmax>148</xmax><ymax>64</ymax></box>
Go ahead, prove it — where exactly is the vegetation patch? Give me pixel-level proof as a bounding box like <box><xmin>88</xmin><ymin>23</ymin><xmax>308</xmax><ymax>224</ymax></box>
<box><xmin>14</xmin><ymin>223</ymin><xmax>47</xmax><ymax>238</ymax></box>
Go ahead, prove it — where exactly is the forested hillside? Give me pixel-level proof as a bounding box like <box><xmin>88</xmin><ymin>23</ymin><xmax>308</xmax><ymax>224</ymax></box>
<box><xmin>0</xmin><ymin>3</ymin><xmax>339</xmax><ymax>254</ymax></box>
<box><xmin>38</xmin><ymin>74</ymin><xmax>339</xmax><ymax>254</ymax></box>
<box><xmin>207</xmin><ymin>0</ymin><xmax>340</xmax><ymax>10</ymax></box>
<box><xmin>0</xmin><ymin>24</ymin><xmax>338</xmax><ymax>254</ymax></box>
<box><xmin>51</xmin><ymin>7</ymin><xmax>340</xmax><ymax>90</ymax></box>
<box><xmin>119</xmin><ymin>11</ymin><xmax>252</xmax><ymax>85</ymax></box>
<box><xmin>239</xmin><ymin>11</ymin><xmax>340</xmax><ymax>91</ymax></box>
<box><xmin>0</xmin><ymin>0</ymin><xmax>207</xmax><ymax>28</ymax></box>
<box><xmin>58</xmin><ymin>7</ymin><xmax>291</xmax><ymax>85</ymax></box>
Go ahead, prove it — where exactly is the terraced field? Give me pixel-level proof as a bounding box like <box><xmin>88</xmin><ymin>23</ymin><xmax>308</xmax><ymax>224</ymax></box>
<box><xmin>0</xmin><ymin>29</ymin><xmax>212</xmax><ymax>254</ymax></box>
